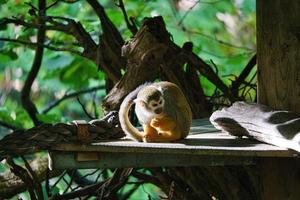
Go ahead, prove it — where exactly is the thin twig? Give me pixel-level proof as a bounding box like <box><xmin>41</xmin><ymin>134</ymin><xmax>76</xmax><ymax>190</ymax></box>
<box><xmin>50</xmin><ymin>181</ymin><xmax>105</xmax><ymax>200</ymax></box>
<box><xmin>63</xmin><ymin>170</ymin><xmax>75</xmax><ymax>194</ymax></box>
<box><xmin>69</xmin><ymin>170</ymin><xmax>96</xmax><ymax>187</ymax></box>
<box><xmin>97</xmin><ymin>168</ymin><xmax>133</xmax><ymax>198</ymax></box>
<box><xmin>46</xmin><ymin>0</ymin><xmax>60</xmax><ymax>10</ymax></box>
<box><xmin>50</xmin><ymin>168</ymin><xmax>132</xmax><ymax>200</ymax></box>
<box><xmin>235</xmin><ymin>54</ymin><xmax>257</xmax><ymax>85</ymax></box>
<box><xmin>25</xmin><ymin>2</ymin><xmax>38</xmax><ymax>10</ymax></box>
<box><xmin>94</xmin><ymin>170</ymin><xmax>106</xmax><ymax>183</ymax></box>
<box><xmin>51</xmin><ymin>170</ymin><xmax>67</xmax><ymax>189</ymax></box>
<box><xmin>231</xmin><ymin>54</ymin><xmax>256</xmax><ymax>96</ymax></box>
<box><xmin>180</xmin><ymin>29</ymin><xmax>254</xmax><ymax>51</ymax></box>
<box><xmin>81</xmin><ymin>169</ymin><xmax>101</xmax><ymax>179</ymax></box>
<box><xmin>115</xmin><ymin>0</ymin><xmax>138</xmax><ymax>34</ymax></box>
<box><xmin>199</xmin><ymin>0</ymin><xmax>226</xmax><ymax>4</ymax></box>
<box><xmin>131</xmin><ymin>171</ymin><xmax>161</xmax><ymax>187</ymax></box>
<box><xmin>210</xmin><ymin>59</ymin><xmax>219</xmax><ymax>75</ymax></box>
<box><xmin>0</xmin><ymin>120</ymin><xmax>19</xmax><ymax>130</ymax></box>
<box><xmin>201</xmin><ymin>48</ymin><xmax>254</xmax><ymax>59</ymax></box>
<box><xmin>42</xmin><ymin>85</ymin><xmax>104</xmax><ymax>114</ymax></box>
<box><xmin>1</xmin><ymin>16</ymin><xmax>97</xmax><ymax>60</ymax></box>
<box><xmin>21</xmin><ymin>156</ymin><xmax>44</xmax><ymax>199</ymax></box>
<box><xmin>0</xmin><ymin>37</ymin><xmax>83</xmax><ymax>56</ymax></box>
<box><xmin>92</xmin><ymin>91</ymin><xmax>99</xmax><ymax>119</ymax></box>
<box><xmin>7</xmin><ymin>157</ymin><xmax>37</xmax><ymax>200</ymax></box>
<box><xmin>184</xmin><ymin>50</ymin><xmax>233</xmax><ymax>100</ymax></box>
<box><xmin>178</xmin><ymin>0</ymin><xmax>199</xmax><ymax>26</ymax></box>
<box><xmin>46</xmin><ymin>167</ymin><xmax>51</xmax><ymax>196</ymax></box>
<box><xmin>76</xmin><ymin>97</ymin><xmax>95</xmax><ymax>120</ymax></box>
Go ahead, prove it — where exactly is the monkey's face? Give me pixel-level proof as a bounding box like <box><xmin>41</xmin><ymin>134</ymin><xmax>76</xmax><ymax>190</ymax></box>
<box><xmin>135</xmin><ymin>96</ymin><xmax>165</xmax><ymax>117</ymax></box>
<box><xmin>136</xmin><ymin>86</ymin><xmax>165</xmax><ymax>117</ymax></box>
<box><xmin>147</xmin><ymin>97</ymin><xmax>165</xmax><ymax>116</ymax></box>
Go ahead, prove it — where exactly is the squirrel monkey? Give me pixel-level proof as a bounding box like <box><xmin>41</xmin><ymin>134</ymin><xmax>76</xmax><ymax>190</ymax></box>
<box><xmin>119</xmin><ymin>81</ymin><xmax>192</xmax><ymax>142</ymax></box>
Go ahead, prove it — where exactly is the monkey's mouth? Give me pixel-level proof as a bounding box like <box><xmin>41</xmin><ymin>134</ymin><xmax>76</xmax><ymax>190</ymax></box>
<box><xmin>154</xmin><ymin>108</ymin><xmax>163</xmax><ymax>114</ymax></box>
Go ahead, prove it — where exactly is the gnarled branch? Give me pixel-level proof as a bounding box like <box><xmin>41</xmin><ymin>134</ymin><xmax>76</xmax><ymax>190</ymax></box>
<box><xmin>20</xmin><ymin>0</ymin><xmax>46</xmax><ymax>126</ymax></box>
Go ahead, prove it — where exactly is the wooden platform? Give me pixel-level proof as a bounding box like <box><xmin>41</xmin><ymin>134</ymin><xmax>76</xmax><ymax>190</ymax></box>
<box><xmin>49</xmin><ymin>119</ymin><xmax>297</xmax><ymax>169</ymax></box>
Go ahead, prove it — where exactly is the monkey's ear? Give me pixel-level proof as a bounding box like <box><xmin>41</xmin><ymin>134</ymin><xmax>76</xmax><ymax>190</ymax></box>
<box><xmin>134</xmin><ymin>99</ymin><xmax>146</xmax><ymax>107</ymax></box>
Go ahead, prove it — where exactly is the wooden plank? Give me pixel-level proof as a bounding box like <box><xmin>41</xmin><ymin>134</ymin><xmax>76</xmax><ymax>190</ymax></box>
<box><xmin>49</xmin><ymin>151</ymin><xmax>255</xmax><ymax>169</ymax></box>
<box><xmin>51</xmin><ymin>135</ymin><xmax>294</xmax><ymax>158</ymax></box>
<box><xmin>49</xmin><ymin>118</ymin><xmax>296</xmax><ymax>169</ymax></box>
<box><xmin>51</xmin><ymin>118</ymin><xmax>295</xmax><ymax>157</ymax></box>
<box><xmin>257</xmin><ymin>0</ymin><xmax>300</xmax><ymax>113</ymax></box>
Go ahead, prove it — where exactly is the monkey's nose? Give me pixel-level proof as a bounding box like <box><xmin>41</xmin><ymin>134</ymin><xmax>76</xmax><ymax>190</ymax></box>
<box><xmin>154</xmin><ymin>108</ymin><xmax>162</xmax><ymax>114</ymax></box>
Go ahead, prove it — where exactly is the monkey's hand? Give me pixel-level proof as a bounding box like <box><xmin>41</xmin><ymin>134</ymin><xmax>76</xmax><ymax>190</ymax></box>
<box><xmin>150</xmin><ymin>118</ymin><xmax>161</xmax><ymax>128</ymax></box>
<box><xmin>150</xmin><ymin>117</ymin><xmax>176</xmax><ymax>131</ymax></box>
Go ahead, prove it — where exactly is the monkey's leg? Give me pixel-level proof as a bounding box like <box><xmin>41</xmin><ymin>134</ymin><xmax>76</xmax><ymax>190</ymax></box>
<box><xmin>143</xmin><ymin>124</ymin><xmax>158</xmax><ymax>135</ymax></box>
<box><xmin>146</xmin><ymin>118</ymin><xmax>181</xmax><ymax>142</ymax></box>
<box><xmin>144</xmin><ymin>130</ymin><xmax>181</xmax><ymax>142</ymax></box>
<box><xmin>142</xmin><ymin>124</ymin><xmax>160</xmax><ymax>143</ymax></box>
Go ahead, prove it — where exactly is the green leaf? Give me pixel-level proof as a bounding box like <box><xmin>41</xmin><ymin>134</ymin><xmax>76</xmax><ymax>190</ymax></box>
<box><xmin>0</xmin><ymin>22</ymin><xmax>7</xmax><ymax>31</ymax></box>
<box><xmin>51</xmin><ymin>186</ymin><xmax>60</xmax><ymax>196</ymax></box>
<box><xmin>44</xmin><ymin>54</ymin><xmax>74</xmax><ymax>70</ymax></box>
<box><xmin>59</xmin><ymin>58</ymin><xmax>98</xmax><ymax>88</ymax></box>
<box><xmin>0</xmin><ymin>0</ymin><xmax>7</xmax><ymax>5</ymax></box>
<box><xmin>0</xmin><ymin>49</ymin><xmax>18</xmax><ymax>60</ymax></box>
<box><xmin>0</xmin><ymin>53</ymin><xmax>12</xmax><ymax>69</ymax></box>
<box><xmin>0</xmin><ymin>107</ymin><xmax>14</xmax><ymax>123</ymax></box>
<box><xmin>241</xmin><ymin>0</ymin><xmax>256</xmax><ymax>13</ymax></box>
<box><xmin>37</xmin><ymin>113</ymin><xmax>61</xmax><ymax>123</ymax></box>
<box><xmin>224</xmin><ymin>54</ymin><xmax>249</xmax><ymax>74</ymax></box>
<box><xmin>14</xmin><ymin>109</ymin><xmax>34</xmax><ymax>129</ymax></box>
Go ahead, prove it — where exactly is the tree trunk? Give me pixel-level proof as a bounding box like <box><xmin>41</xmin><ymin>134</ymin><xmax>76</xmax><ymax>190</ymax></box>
<box><xmin>256</xmin><ymin>1</ymin><xmax>300</xmax><ymax>199</ymax></box>
<box><xmin>257</xmin><ymin>0</ymin><xmax>300</xmax><ymax>113</ymax></box>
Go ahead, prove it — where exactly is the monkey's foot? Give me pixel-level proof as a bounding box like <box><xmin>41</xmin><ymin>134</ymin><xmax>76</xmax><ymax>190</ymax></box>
<box><xmin>142</xmin><ymin>131</ymin><xmax>181</xmax><ymax>143</ymax></box>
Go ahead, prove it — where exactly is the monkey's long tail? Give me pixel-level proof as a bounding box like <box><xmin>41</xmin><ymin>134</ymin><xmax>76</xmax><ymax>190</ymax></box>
<box><xmin>119</xmin><ymin>84</ymin><xmax>149</xmax><ymax>142</ymax></box>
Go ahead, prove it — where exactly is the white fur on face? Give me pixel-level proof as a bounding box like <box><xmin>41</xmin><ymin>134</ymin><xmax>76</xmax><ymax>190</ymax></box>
<box><xmin>148</xmin><ymin>97</ymin><xmax>164</xmax><ymax>115</ymax></box>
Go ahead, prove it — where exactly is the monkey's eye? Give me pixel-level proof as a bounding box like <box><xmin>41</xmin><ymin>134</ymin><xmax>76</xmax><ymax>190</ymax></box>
<box><xmin>152</xmin><ymin>103</ymin><xmax>158</xmax><ymax>107</ymax></box>
<box><xmin>158</xmin><ymin>100</ymin><xmax>163</xmax><ymax>105</ymax></box>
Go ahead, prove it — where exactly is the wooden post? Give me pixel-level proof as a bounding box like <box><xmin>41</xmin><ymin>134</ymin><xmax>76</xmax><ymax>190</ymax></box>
<box><xmin>257</xmin><ymin>1</ymin><xmax>300</xmax><ymax>199</ymax></box>
<box><xmin>257</xmin><ymin>0</ymin><xmax>300</xmax><ymax>113</ymax></box>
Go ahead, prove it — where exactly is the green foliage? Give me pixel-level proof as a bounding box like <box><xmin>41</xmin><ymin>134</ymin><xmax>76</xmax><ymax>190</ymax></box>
<box><xmin>0</xmin><ymin>0</ymin><xmax>256</xmax><ymax>129</ymax></box>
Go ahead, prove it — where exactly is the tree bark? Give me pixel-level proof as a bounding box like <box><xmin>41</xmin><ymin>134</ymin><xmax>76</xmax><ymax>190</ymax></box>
<box><xmin>103</xmin><ymin>16</ymin><xmax>211</xmax><ymax>118</ymax></box>
<box><xmin>257</xmin><ymin>0</ymin><xmax>300</xmax><ymax>113</ymax></box>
